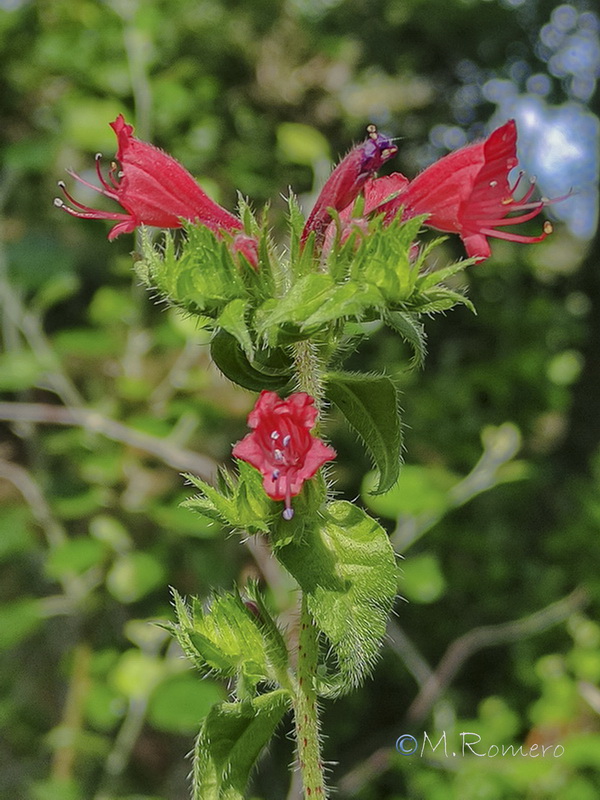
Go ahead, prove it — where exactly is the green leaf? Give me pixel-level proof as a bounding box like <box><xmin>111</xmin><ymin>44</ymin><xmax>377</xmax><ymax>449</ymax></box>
<box><xmin>384</xmin><ymin>310</ymin><xmax>427</xmax><ymax>369</ymax></box>
<box><xmin>273</xmin><ymin>501</ymin><xmax>396</xmax><ymax>695</ymax></box>
<box><xmin>192</xmin><ymin>690</ymin><xmax>290</xmax><ymax>800</ymax></box>
<box><xmin>303</xmin><ymin>281</ymin><xmax>384</xmax><ymax>327</ymax></box>
<box><xmin>0</xmin><ymin>506</ymin><xmax>36</xmax><ymax>562</ymax></box>
<box><xmin>255</xmin><ymin>273</ymin><xmax>334</xmax><ymax>336</ymax></box>
<box><xmin>361</xmin><ymin>464</ymin><xmax>458</xmax><ymax>519</ymax></box>
<box><xmin>325</xmin><ymin>371</ymin><xmax>403</xmax><ymax>494</ymax></box>
<box><xmin>0</xmin><ymin>598</ymin><xmax>43</xmax><ymax>650</ymax></box>
<box><xmin>210</xmin><ymin>330</ymin><xmax>292</xmax><ymax>392</ymax></box>
<box><xmin>277</xmin><ymin>122</ymin><xmax>330</xmax><ymax>165</ymax></box>
<box><xmin>148</xmin><ymin>675</ymin><xmax>224</xmax><ymax>734</ymax></box>
<box><xmin>401</xmin><ymin>553</ymin><xmax>447</xmax><ymax>603</ymax></box>
<box><xmin>217</xmin><ymin>299</ymin><xmax>254</xmax><ymax>359</ymax></box>
<box><xmin>110</xmin><ymin>649</ymin><xmax>165</xmax><ymax>699</ymax></box>
<box><xmin>45</xmin><ymin>538</ymin><xmax>107</xmax><ymax>580</ymax></box>
<box><xmin>106</xmin><ymin>552</ymin><xmax>166</xmax><ymax>603</ymax></box>
<box><xmin>0</xmin><ymin>351</ymin><xmax>43</xmax><ymax>391</ymax></box>
<box><xmin>243</xmin><ymin>581</ymin><xmax>291</xmax><ymax>688</ymax></box>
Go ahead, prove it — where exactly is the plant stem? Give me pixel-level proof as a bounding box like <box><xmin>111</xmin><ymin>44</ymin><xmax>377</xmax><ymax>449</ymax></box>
<box><xmin>291</xmin><ymin>339</ymin><xmax>327</xmax><ymax>798</ymax></box>
<box><xmin>294</xmin><ymin>593</ymin><xmax>327</xmax><ymax>798</ymax></box>
<box><xmin>292</xmin><ymin>339</ymin><xmax>323</xmax><ymax>405</ymax></box>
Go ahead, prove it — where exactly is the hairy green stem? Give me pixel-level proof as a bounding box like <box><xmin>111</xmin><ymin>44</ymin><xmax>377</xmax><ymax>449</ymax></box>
<box><xmin>294</xmin><ymin>594</ymin><xmax>327</xmax><ymax>799</ymax></box>
<box><xmin>292</xmin><ymin>339</ymin><xmax>323</xmax><ymax>404</ymax></box>
<box><xmin>291</xmin><ymin>338</ymin><xmax>327</xmax><ymax>798</ymax></box>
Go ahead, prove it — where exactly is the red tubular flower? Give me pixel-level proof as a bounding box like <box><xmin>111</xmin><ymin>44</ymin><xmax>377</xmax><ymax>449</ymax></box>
<box><xmin>369</xmin><ymin>119</ymin><xmax>555</xmax><ymax>262</ymax></box>
<box><xmin>300</xmin><ymin>124</ymin><xmax>398</xmax><ymax>251</ymax></box>
<box><xmin>55</xmin><ymin>115</ymin><xmax>257</xmax><ymax>264</ymax></box>
<box><xmin>232</xmin><ymin>391</ymin><xmax>336</xmax><ymax>520</ymax></box>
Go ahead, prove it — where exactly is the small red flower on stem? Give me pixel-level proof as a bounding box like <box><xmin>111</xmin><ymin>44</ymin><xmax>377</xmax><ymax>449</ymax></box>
<box><xmin>301</xmin><ymin>124</ymin><xmax>398</xmax><ymax>251</ymax></box>
<box><xmin>55</xmin><ymin>115</ymin><xmax>257</xmax><ymax>265</ymax></box>
<box><xmin>366</xmin><ymin>119</ymin><xmax>556</xmax><ymax>262</ymax></box>
<box><xmin>232</xmin><ymin>391</ymin><xmax>336</xmax><ymax>520</ymax></box>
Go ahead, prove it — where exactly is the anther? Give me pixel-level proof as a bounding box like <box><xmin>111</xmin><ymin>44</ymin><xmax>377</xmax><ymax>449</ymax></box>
<box><xmin>274</xmin><ymin>449</ymin><xmax>284</xmax><ymax>462</ymax></box>
<box><xmin>282</xmin><ymin>435</ymin><xmax>291</xmax><ymax>446</ymax></box>
<box><xmin>270</xmin><ymin>431</ymin><xmax>280</xmax><ymax>440</ymax></box>
<box><xmin>543</xmin><ymin>221</ymin><xmax>553</xmax><ymax>234</ymax></box>
<box><xmin>95</xmin><ymin>153</ymin><xmax>103</xmax><ymax>161</ymax></box>
<box><xmin>489</xmin><ymin>180</ymin><xmax>498</xmax><ymax>188</ymax></box>
<box><xmin>53</xmin><ymin>198</ymin><xmax>64</xmax><ymax>208</ymax></box>
<box><xmin>367</xmin><ymin>123</ymin><xmax>378</xmax><ymax>140</ymax></box>
<box><xmin>272</xmin><ymin>469</ymin><xmax>280</xmax><ymax>480</ymax></box>
<box><xmin>57</xmin><ymin>180</ymin><xmax>66</xmax><ymax>189</ymax></box>
<box><xmin>282</xmin><ymin>507</ymin><xmax>294</xmax><ymax>521</ymax></box>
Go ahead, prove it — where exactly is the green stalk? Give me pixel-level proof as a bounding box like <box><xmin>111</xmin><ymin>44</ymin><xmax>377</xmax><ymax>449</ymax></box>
<box><xmin>291</xmin><ymin>338</ymin><xmax>327</xmax><ymax>798</ymax></box>
<box><xmin>293</xmin><ymin>339</ymin><xmax>323</xmax><ymax>406</ymax></box>
<box><xmin>294</xmin><ymin>594</ymin><xmax>327</xmax><ymax>799</ymax></box>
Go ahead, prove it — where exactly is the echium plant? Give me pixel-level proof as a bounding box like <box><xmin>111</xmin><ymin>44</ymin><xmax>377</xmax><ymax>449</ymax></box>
<box><xmin>57</xmin><ymin>116</ymin><xmax>557</xmax><ymax>799</ymax></box>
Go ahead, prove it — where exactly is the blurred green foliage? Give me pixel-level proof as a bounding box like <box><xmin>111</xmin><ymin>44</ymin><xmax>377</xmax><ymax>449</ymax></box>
<box><xmin>1</xmin><ymin>0</ymin><xmax>599</xmax><ymax>798</ymax></box>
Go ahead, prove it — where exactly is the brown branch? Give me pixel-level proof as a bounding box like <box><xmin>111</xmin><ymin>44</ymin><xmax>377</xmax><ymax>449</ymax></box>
<box><xmin>386</xmin><ymin>617</ymin><xmax>434</xmax><ymax>688</ymax></box>
<box><xmin>0</xmin><ymin>401</ymin><xmax>217</xmax><ymax>481</ymax></box>
<box><xmin>0</xmin><ymin>456</ymin><xmax>67</xmax><ymax>548</ymax></box>
<box><xmin>339</xmin><ymin>587</ymin><xmax>589</xmax><ymax>797</ymax></box>
<box><xmin>406</xmin><ymin>586</ymin><xmax>589</xmax><ymax>724</ymax></box>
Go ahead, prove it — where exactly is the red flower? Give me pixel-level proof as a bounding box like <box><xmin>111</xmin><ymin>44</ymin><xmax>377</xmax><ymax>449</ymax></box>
<box><xmin>367</xmin><ymin>119</ymin><xmax>555</xmax><ymax>262</ymax></box>
<box><xmin>232</xmin><ymin>391</ymin><xmax>336</xmax><ymax>520</ymax></box>
<box><xmin>301</xmin><ymin>124</ymin><xmax>398</xmax><ymax>251</ymax></box>
<box><xmin>55</xmin><ymin>115</ymin><xmax>257</xmax><ymax>264</ymax></box>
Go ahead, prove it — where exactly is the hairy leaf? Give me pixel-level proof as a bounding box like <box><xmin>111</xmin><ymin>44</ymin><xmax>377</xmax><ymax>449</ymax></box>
<box><xmin>302</xmin><ymin>281</ymin><xmax>384</xmax><ymax>327</ymax></box>
<box><xmin>193</xmin><ymin>690</ymin><xmax>290</xmax><ymax>800</ymax></box>
<box><xmin>273</xmin><ymin>501</ymin><xmax>397</xmax><ymax>696</ymax></box>
<box><xmin>384</xmin><ymin>310</ymin><xmax>427</xmax><ymax>369</ymax></box>
<box><xmin>217</xmin><ymin>299</ymin><xmax>254</xmax><ymax>359</ymax></box>
<box><xmin>210</xmin><ymin>330</ymin><xmax>292</xmax><ymax>392</ymax></box>
<box><xmin>325</xmin><ymin>370</ymin><xmax>403</xmax><ymax>494</ymax></box>
<box><xmin>255</xmin><ymin>273</ymin><xmax>335</xmax><ymax>335</ymax></box>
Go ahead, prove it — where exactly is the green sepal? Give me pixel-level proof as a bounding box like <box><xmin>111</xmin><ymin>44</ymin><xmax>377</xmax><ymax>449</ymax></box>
<box><xmin>273</xmin><ymin>501</ymin><xmax>397</xmax><ymax>696</ymax></box>
<box><xmin>183</xmin><ymin>460</ymin><xmax>277</xmax><ymax>534</ymax></box>
<box><xmin>192</xmin><ymin>689</ymin><xmax>291</xmax><ymax>800</ymax></box>
<box><xmin>384</xmin><ymin>310</ymin><xmax>427</xmax><ymax>369</ymax></box>
<box><xmin>217</xmin><ymin>299</ymin><xmax>254</xmax><ymax>359</ymax></box>
<box><xmin>210</xmin><ymin>330</ymin><xmax>293</xmax><ymax>392</ymax></box>
<box><xmin>325</xmin><ymin>370</ymin><xmax>403</xmax><ymax>494</ymax></box>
